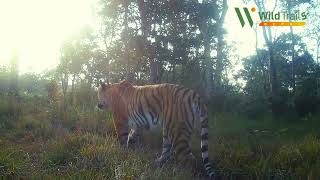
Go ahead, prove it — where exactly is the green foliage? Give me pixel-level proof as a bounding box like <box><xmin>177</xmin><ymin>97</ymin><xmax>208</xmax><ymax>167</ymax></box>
<box><xmin>0</xmin><ymin>66</ymin><xmax>10</xmax><ymax>95</ymax></box>
<box><xmin>0</xmin><ymin>145</ymin><xmax>28</xmax><ymax>177</ymax></box>
<box><xmin>0</xmin><ymin>97</ymin><xmax>22</xmax><ymax>129</ymax></box>
<box><xmin>208</xmin><ymin>113</ymin><xmax>320</xmax><ymax>179</ymax></box>
<box><xmin>239</xmin><ymin>33</ymin><xmax>320</xmax><ymax>117</ymax></box>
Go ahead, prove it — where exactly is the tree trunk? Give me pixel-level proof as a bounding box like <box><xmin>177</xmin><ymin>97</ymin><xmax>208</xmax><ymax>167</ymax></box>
<box><xmin>317</xmin><ymin>38</ymin><xmax>320</xmax><ymax>96</ymax></box>
<box><xmin>254</xmin><ymin>23</ymin><xmax>268</xmax><ymax>98</ymax></box>
<box><xmin>290</xmin><ymin>26</ymin><xmax>296</xmax><ymax>98</ymax></box>
<box><xmin>124</xmin><ymin>0</ymin><xmax>134</xmax><ymax>83</ymax></box>
<box><xmin>268</xmin><ymin>45</ymin><xmax>282</xmax><ymax>117</ymax></box>
<box><xmin>317</xmin><ymin>38</ymin><xmax>319</xmax><ymax>64</ymax></box>
<box><xmin>137</xmin><ymin>0</ymin><xmax>159</xmax><ymax>84</ymax></box>
<box><xmin>9</xmin><ymin>53</ymin><xmax>19</xmax><ymax>98</ymax></box>
<box><xmin>215</xmin><ymin>0</ymin><xmax>228</xmax><ymax>93</ymax></box>
<box><xmin>71</xmin><ymin>73</ymin><xmax>76</xmax><ymax>105</ymax></box>
<box><xmin>199</xmin><ymin>18</ymin><xmax>214</xmax><ymax>98</ymax></box>
<box><xmin>61</xmin><ymin>72</ymin><xmax>68</xmax><ymax>112</ymax></box>
<box><xmin>256</xmin><ymin>0</ymin><xmax>281</xmax><ymax>117</ymax></box>
<box><xmin>288</xmin><ymin>1</ymin><xmax>296</xmax><ymax>98</ymax></box>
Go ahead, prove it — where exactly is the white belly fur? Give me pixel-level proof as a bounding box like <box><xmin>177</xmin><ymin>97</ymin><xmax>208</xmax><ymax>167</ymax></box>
<box><xmin>128</xmin><ymin>112</ymin><xmax>160</xmax><ymax>130</ymax></box>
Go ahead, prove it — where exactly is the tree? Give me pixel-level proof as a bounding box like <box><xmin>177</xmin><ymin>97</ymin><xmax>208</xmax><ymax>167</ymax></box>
<box><xmin>197</xmin><ymin>1</ymin><xmax>216</xmax><ymax>97</ymax></box>
<box><xmin>254</xmin><ymin>0</ymin><xmax>282</xmax><ymax>116</ymax></box>
<box><xmin>241</xmin><ymin>33</ymin><xmax>319</xmax><ymax>116</ymax></box>
<box><xmin>9</xmin><ymin>50</ymin><xmax>19</xmax><ymax>98</ymax></box>
<box><xmin>214</xmin><ymin>0</ymin><xmax>228</xmax><ymax>93</ymax></box>
<box><xmin>0</xmin><ymin>66</ymin><xmax>10</xmax><ymax>96</ymax></box>
<box><xmin>303</xmin><ymin>1</ymin><xmax>320</xmax><ymax>96</ymax></box>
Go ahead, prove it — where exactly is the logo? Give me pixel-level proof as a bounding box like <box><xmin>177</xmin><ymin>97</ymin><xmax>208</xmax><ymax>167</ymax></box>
<box><xmin>235</xmin><ymin>7</ymin><xmax>307</xmax><ymax>27</ymax></box>
<box><xmin>235</xmin><ymin>7</ymin><xmax>254</xmax><ymax>27</ymax></box>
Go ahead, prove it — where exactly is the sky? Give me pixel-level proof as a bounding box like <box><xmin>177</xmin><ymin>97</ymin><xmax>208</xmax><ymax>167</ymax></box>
<box><xmin>0</xmin><ymin>0</ymin><xmax>96</xmax><ymax>73</ymax></box>
<box><xmin>0</xmin><ymin>0</ymin><xmax>315</xmax><ymax>74</ymax></box>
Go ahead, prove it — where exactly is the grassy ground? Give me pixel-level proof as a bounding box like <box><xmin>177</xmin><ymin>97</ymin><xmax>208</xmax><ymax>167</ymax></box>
<box><xmin>1</xmin><ymin>101</ymin><xmax>320</xmax><ymax>179</ymax></box>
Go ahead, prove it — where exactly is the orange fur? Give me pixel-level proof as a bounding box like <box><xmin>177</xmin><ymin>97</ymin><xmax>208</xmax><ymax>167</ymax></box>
<box><xmin>97</xmin><ymin>80</ymin><xmax>215</xmax><ymax>178</ymax></box>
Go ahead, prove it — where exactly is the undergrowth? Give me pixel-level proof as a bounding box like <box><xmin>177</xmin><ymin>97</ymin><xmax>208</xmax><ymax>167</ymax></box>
<box><xmin>1</xmin><ymin>99</ymin><xmax>320</xmax><ymax>179</ymax></box>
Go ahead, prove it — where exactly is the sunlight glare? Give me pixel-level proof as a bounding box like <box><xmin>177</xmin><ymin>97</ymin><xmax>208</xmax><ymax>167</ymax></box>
<box><xmin>0</xmin><ymin>0</ymin><xmax>96</xmax><ymax>73</ymax></box>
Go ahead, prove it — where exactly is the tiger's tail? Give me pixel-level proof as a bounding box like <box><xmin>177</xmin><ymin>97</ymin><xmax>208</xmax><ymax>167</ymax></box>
<box><xmin>198</xmin><ymin>102</ymin><xmax>215</xmax><ymax>179</ymax></box>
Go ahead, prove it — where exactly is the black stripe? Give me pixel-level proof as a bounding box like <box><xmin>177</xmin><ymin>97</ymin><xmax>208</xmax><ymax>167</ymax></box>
<box><xmin>163</xmin><ymin>106</ymin><xmax>169</xmax><ymax>125</ymax></box>
<box><xmin>133</xmin><ymin>111</ymin><xmax>143</xmax><ymax>127</ymax></box>
<box><xmin>201</xmin><ymin>118</ymin><xmax>208</xmax><ymax>127</ymax></box>
<box><xmin>163</xmin><ymin>94</ymin><xmax>170</xmax><ymax>122</ymax></box>
<box><xmin>131</xmin><ymin>111</ymin><xmax>139</xmax><ymax>126</ymax></box>
<box><xmin>144</xmin><ymin>95</ymin><xmax>157</xmax><ymax>114</ymax></box>
<box><xmin>176</xmin><ymin>144</ymin><xmax>190</xmax><ymax>156</ymax></box>
<box><xmin>149</xmin><ymin>111</ymin><xmax>154</xmax><ymax>120</ymax></box>
<box><xmin>128</xmin><ymin>114</ymin><xmax>134</xmax><ymax>123</ymax></box>
<box><xmin>174</xmin><ymin>139</ymin><xmax>188</xmax><ymax>150</ymax></box>
<box><xmin>134</xmin><ymin>90</ymin><xmax>140</xmax><ymax>106</ymax></box>
<box><xmin>166</xmin><ymin>108</ymin><xmax>175</xmax><ymax>133</ymax></box>
<box><xmin>173</xmin><ymin>86</ymin><xmax>185</xmax><ymax>99</ymax></box>
<box><xmin>183</xmin><ymin>104</ymin><xmax>193</xmax><ymax>132</ymax></box>
<box><xmin>156</xmin><ymin>87</ymin><xmax>163</xmax><ymax>106</ymax></box>
<box><xmin>206</xmin><ymin>166</ymin><xmax>213</xmax><ymax>170</ymax></box>
<box><xmin>173</xmin><ymin>130</ymin><xmax>190</xmax><ymax>146</ymax></box>
<box><xmin>151</xmin><ymin>92</ymin><xmax>162</xmax><ymax>111</ymax></box>
<box><xmin>201</xmin><ymin>145</ymin><xmax>208</xmax><ymax>152</ymax></box>
<box><xmin>197</xmin><ymin>96</ymin><xmax>202</xmax><ymax>115</ymax></box>
<box><xmin>201</xmin><ymin>133</ymin><xmax>208</xmax><ymax>140</ymax></box>
<box><xmin>138</xmin><ymin>110</ymin><xmax>150</xmax><ymax>129</ymax></box>
<box><xmin>203</xmin><ymin>157</ymin><xmax>209</xmax><ymax>164</ymax></box>
<box><xmin>149</xmin><ymin>112</ymin><xmax>158</xmax><ymax>125</ymax></box>
<box><xmin>180</xmin><ymin>127</ymin><xmax>191</xmax><ymax>140</ymax></box>
<box><xmin>138</xmin><ymin>104</ymin><xmax>147</xmax><ymax>121</ymax></box>
<box><xmin>202</xmin><ymin>123</ymin><xmax>209</xmax><ymax>129</ymax></box>
<box><xmin>186</xmin><ymin>95</ymin><xmax>192</xmax><ymax>107</ymax></box>
<box><xmin>206</xmin><ymin>167</ymin><xmax>213</xmax><ymax>172</ymax></box>
<box><xmin>136</xmin><ymin>111</ymin><xmax>149</xmax><ymax>129</ymax></box>
<box><xmin>162</xmin><ymin>149</ymin><xmax>171</xmax><ymax>156</ymax></box>
<box><xmin>192</xmin><ymin>92</ymin><xmax>197</xmax><ymax>101</ymax></box>
<box><xmin>163</xmin><ymin>143</ymin><xmax>172</xmax><ymax>149</ymax></box>
<box><xmin>181</xmin><ymin>89</ymin><xmax>190</xmax><ymax>99</ymax></box>
<box><xmin>188</xmin><ymin>97</ymin><xmax>196</xmax><ymax>125</ymax></box>
<box><xmin>183</xmin><ymin>121</ymin><xmax>192</xmax><ymax>135</ymax></box>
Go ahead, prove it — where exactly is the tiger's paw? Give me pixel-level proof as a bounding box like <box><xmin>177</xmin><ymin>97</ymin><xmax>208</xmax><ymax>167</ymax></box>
<box><xmin>155</xmin><ymin>156</ymin><xmax>170</xmax><ymax>167</ymax></box>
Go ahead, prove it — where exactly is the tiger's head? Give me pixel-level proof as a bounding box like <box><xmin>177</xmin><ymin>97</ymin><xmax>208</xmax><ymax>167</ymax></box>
<box><xmin>97</xmin><ymin>80</ymin><xmax>133</xmax><ymax>110</ymax></box>
<box><xmin>97</xmin><ymin>80</ymin><xmax>113</xmax><ymax>110</ymax></box>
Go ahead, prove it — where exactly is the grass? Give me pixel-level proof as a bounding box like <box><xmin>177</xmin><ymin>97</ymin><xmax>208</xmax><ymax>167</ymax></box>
<box><xmin>1</xmin><ymin>100</ymin><xmax>320</xmax><ymax>179</ymax></box>
<box><xmin>0</xmin><ymin>131</ymin><xmax>192</xmax><ymax>179</ymax></box>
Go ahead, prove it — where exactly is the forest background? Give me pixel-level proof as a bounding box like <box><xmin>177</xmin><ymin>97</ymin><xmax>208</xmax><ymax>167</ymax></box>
<box><xmin>1</xmin><ymin>0</ymin><xmax>320</xmax><ymax>179</ymax></box>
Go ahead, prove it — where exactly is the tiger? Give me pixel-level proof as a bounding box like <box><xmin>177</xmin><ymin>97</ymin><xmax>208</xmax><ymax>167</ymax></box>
<box><xmin>97</xmin><ymin>80</ymin><xmax>215</xmax><ymax>178</ymax></box>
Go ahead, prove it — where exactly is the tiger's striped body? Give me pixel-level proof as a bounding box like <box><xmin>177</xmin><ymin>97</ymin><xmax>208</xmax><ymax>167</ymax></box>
<box><xmin>97</xmin><ymin>80</ymin><xmax>214</xmax><ymax>178</ymax></box>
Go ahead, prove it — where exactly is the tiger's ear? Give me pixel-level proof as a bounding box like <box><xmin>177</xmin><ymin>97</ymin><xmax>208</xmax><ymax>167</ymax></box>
<box><xmin>100</xmin><ymin>80</ymin><xmax>107</xmax><ymax>90</ymax></box>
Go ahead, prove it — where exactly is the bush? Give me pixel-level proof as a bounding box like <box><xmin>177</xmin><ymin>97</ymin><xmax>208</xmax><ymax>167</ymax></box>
<box><xmin>0</xmin><ymin>97</ymin><xmax>22</xmax><ymax>129</ymax></box>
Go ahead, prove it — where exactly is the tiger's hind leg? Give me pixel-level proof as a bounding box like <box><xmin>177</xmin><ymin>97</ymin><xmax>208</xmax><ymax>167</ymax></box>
<box><xmin>172</xmin><ymin>126</ymin><xmax>198</xmax><ymax>172</ymax></box>
<box><xmin>155</xmin><ymin>128</ymin><xmax>172</xmax><ymax>166</ymax></box>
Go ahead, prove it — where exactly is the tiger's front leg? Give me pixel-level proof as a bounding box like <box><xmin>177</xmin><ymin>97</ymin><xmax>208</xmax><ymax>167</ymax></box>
<box><xmin>127</xmin><ymin>129</ymin><xmax>141</xmax><ymax>149</ymax></box>
<box><xmin>155</xmin><ymin>128</ymin><xmax>172</xmax><ymax>166</ymax></box>
<box><xmin>112</xmin><ymin>116</ymin><xmax>129</xmax><ymax>146</ymax></box>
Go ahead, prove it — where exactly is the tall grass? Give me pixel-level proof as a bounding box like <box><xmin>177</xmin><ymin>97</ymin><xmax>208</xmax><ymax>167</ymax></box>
<box><xmin>1</xmin><ymin>96</ymin><xmax>320</xmax><ymax>179</ymax></box>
